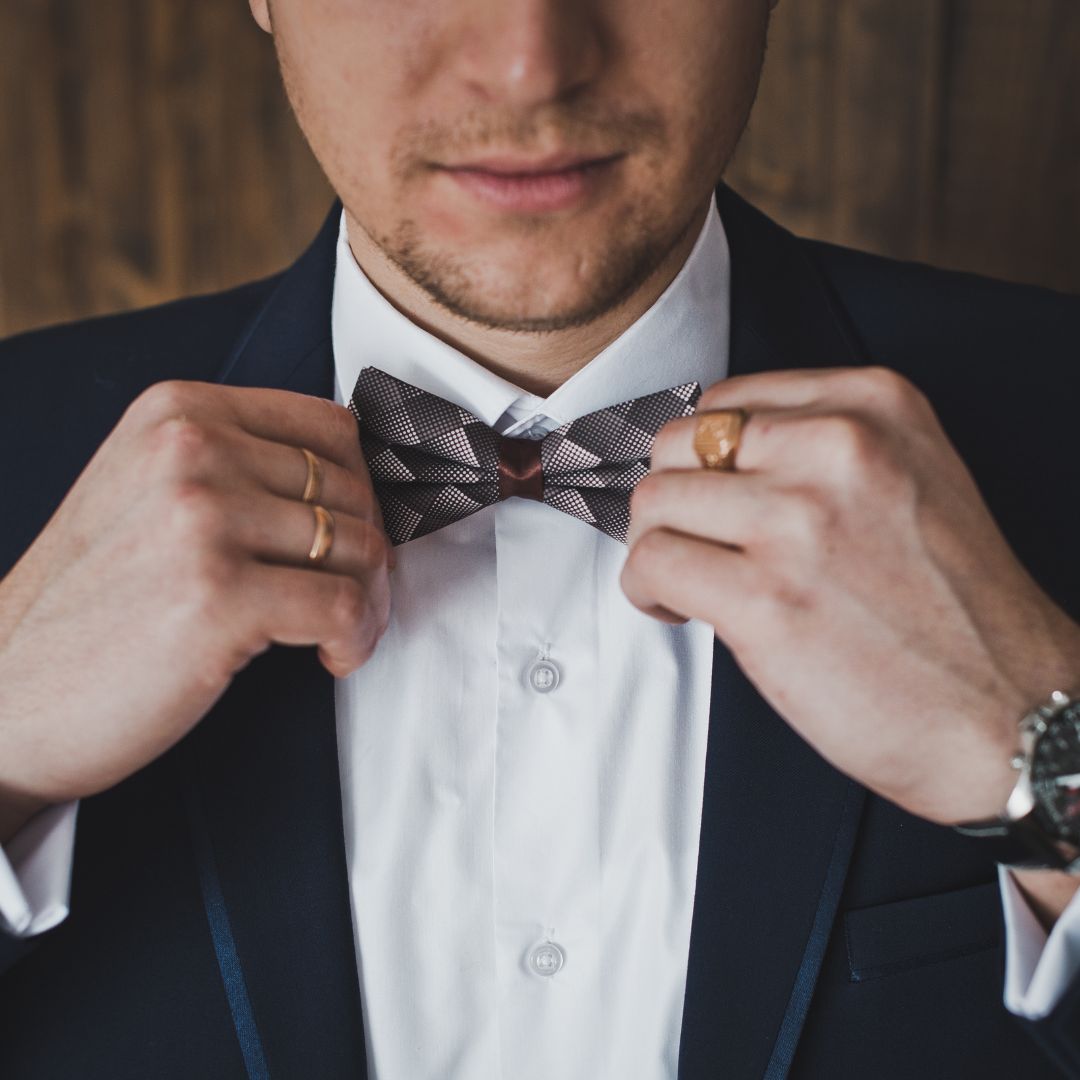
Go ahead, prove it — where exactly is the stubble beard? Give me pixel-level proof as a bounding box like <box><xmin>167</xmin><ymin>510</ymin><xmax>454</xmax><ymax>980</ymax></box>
<box><xmin>354</xmin><ymin>103</ymin><xmax>706</xmax><ymax>334</ymax></box>
<box><xmin>365</xmin><ymin>194</ymin><xmax>703</xmax><ymax>334</ymax></box>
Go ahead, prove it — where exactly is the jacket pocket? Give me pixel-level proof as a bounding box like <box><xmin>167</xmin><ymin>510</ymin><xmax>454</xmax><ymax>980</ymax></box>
<box><xmin>843</xmin><ymin>880</ymin><xmax>1002</xmax><ymax>983</ymax></box>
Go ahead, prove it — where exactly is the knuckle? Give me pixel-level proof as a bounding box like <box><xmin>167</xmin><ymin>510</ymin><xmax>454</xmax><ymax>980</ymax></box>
<box><xmin>860</xmin><ymin>366</ymin><xmax>926</xmax><ymax>417</ymax></box>
<box><xmin>329</xmin><ymin>576</ymin><xmax>370</xmax><ymax>633</ymax></box>
<box><xmin>776</xmin><ymin>487</ymin><xmax>833</xmax><ymax>547</ymax></box>
<box><xmin>630</xmin><ymin>527</ymin><xmax>670</xmax><ymax>570</ymax></box>
<box><xmin>860</xmin><ymin>364</ymin><xmax>905</xmax><ymax>392</ymax></box>
<box><xmin>696</xmin><ymin>381</ymin><xmax>733</xmax><ymax>411</ymax></box>
<box><xmin>352</xmin><ymin>518</ymin><xmax>389</xmax><ymax>568</ymax></box>
<box><xmin>814</xmin><ymin>414</ymin><xmax>880</xmax><ymax>476</ymax></box>
<box><xmin>132</xmin><ymin>379</ymin><xmax>198</xmax><ymax>424</ymax></box>
<box><xmin>649</xmin><ymin>421</ymin><xmax>679</xmax><ymax>460</ymax></box>
<box><xmin>166</xmin><ymin>480</ymin><xmax>226</xmax><ymax>546</ymax></box>
<box><xmin>322</xmin><ymin>399</ymin><xmax>360</xmax><ymax>448</ymax></box>
<box><xmin>344</xmin><ymin>470</ymin><xmax>376</xmax><ymax>517</ymax></box>
<box><xmin>185</xmin><ymin>548</ymin><xmax>234</xmax><ymax>616</ymax></box>
<box><xmin>629</xmin><ymin>473</ymin><xmax>661</xmax><ymax>519</ymax></box>
<box><xmin>149</xmin><ymin>414</ymin><xmax>216</xmax><ymax>474</ymax></box>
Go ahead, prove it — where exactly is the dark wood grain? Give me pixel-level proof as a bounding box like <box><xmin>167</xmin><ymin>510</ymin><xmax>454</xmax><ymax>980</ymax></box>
<box><xmin>1</xmin><ymin>0</ymin><xmax>1077</xmax><ymax>338</ymax></box>
<box><xmin>728</xmin><ymin>0</ymin><xmax>1080</xmax><ymax>293</ymax></box>
<box><xmin>0</xmin><ymin>0</ymin><xmax>332</xmax><ymax>338</ymax></box>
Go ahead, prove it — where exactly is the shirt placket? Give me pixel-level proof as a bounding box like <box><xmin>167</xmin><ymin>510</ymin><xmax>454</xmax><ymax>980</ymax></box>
<box><xmin>491</xmin><ymin>490</ymin><xmax>603</xmax><ymax>1080</ymax></box>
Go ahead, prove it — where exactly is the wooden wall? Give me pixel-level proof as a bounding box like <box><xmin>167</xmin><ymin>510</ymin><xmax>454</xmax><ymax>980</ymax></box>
<box><xmin>0</xmin><ymin>0</ymin><xmax>329</xmax><ymax>338</ymax></box>
<box><xmin>726</xmin><ymin>0</ymin><xmax>1080</xmax><ymax>295</ymax></box>
<box><xmin>1</xmin><ymin>0</ymin><xmax>1078</xmax><ymax>338</ymax></box>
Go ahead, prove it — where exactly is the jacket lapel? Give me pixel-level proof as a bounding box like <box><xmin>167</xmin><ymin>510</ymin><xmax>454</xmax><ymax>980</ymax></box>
<box><xmin>183</xmin><ymin>200</ymin><xmax>369</xmax><ymax>1079</ymax></box>
<box><xmin>677</xmin><ymin>185</ymin><xmax>870</xmax><ymax>1080</ymax></box>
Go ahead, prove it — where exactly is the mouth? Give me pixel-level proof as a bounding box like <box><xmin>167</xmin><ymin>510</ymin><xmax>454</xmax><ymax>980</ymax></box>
<box><xmin>434</xmin><ymin>152</ymin><xmax>625</xmax><ymax>213</ymax></box>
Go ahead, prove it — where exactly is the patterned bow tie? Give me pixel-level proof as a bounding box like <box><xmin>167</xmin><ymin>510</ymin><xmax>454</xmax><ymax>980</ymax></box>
<box><xmin>348</xmin><ymin>366</ymin><xmax>701</xmax><ymax>545</ymax></box>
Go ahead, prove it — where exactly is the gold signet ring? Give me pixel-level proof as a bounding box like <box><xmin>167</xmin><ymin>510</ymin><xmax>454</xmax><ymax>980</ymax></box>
<box><xmin>692</xmin><ymin>409</ymin><xmax>748</xmax><ymax>471</ymax></box>
<box><xmin>300</xmin><ymin>447</ymin><xmax>323</xmax><ymax>504</ymax></box>
<box><xmin>307</xmin><ymin>504</ymin><xmax>335</xmax><ymax>567</ymax></box>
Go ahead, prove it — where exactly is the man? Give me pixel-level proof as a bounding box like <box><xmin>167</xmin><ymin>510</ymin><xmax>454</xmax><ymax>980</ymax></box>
<box><xmin>1</xmin><ymin>0</ymin><xmax>1079</xmax><ymax>1076</ymax></box>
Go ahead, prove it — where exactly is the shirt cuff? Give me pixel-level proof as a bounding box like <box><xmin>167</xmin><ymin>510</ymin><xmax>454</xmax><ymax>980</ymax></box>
<box><xmin>0</xmin><ymin>800</ymin><xmax>79</xmax><ymax>938</ymax></box>
<box><xmin>1000</xmin><ymin>862</ymin><xmax>1080</xmax><ymax>1019</ymax></box>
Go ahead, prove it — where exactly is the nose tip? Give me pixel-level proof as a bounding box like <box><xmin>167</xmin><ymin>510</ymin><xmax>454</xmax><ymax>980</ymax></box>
<box><xmin>457</xmin><ymin>3</ymin><xmax>605</xmax><ymax>106</ymax></box>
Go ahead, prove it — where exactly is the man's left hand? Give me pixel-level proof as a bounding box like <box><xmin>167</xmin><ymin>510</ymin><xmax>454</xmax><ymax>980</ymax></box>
<box><xmin>623</xmin><ymin>366</ymin><xmax>1080</xmax><ymax>827</ymax></box>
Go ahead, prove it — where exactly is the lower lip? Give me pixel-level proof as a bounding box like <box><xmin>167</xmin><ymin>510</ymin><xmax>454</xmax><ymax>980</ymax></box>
<box><xmin>440</xmin><ymin>158</ymin><xmax>620</xmax><ymax>213</ymax></box>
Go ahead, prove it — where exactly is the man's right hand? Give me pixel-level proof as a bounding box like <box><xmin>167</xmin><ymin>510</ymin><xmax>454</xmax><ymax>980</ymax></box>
<box><xmin>0</xmin><ymin>380</ymin><xmax>393</xmax><ymax>843</ymax></box>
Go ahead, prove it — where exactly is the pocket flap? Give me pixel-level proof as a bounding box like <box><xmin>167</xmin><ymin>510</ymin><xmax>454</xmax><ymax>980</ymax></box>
<box><xmin>844</xmin><ymin>880</ymin><xmax>1002</xmax><ymax>982</ymax></box>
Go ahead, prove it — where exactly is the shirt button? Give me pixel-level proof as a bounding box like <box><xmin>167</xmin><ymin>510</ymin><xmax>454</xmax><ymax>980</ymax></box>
<box><xmin>527</xmin><ymin>658</ymin><xmax>561</xmax><ymax>693</ymax></box>
<box><xmin>527</xmin><ymin>941</ymin><xmax>565</xmax><ymax>978</ymax></box>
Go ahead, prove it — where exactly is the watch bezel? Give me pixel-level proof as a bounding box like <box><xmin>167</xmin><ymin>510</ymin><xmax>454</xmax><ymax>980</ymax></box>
<box><xmin>1026</xmin><ymin>694</ymin><xmax>1080</xmax><ymax>845</ymax></box>
<box><xmin>956</xmin><ymin>690</ymin><xmax>1080</xmax><ymax>873</ymax></box>
<box><xmin>1006</xmin><ymin>691</ymin><xmax>1074</xmax><ymax>821</ymax></box>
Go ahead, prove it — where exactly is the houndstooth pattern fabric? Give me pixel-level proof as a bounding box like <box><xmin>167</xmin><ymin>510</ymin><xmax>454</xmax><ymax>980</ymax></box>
<box><xmin>349</xmin><ymin>366</ymin><xmax>701</xmax><ymax>545</ymax></box>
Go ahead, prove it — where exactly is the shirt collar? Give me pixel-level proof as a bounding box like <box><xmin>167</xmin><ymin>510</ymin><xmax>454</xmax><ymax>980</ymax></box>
<box><xmin>331</xmin><ymin>192</ymin><xmax>731</xmax><ymax>433</ymax></box>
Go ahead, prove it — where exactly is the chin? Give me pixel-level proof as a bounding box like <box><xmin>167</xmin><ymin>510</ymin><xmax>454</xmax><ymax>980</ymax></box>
<box><xmin>491</xmin><ymin>237</ymin><xmax>663</xmax><ymax>323</ymax></box>
<box><xmin>376</xmin><ymin>188</ymin><xmax>683</xmax><ymax>331</ymax></box>
<box><xmin>436</xmin><ymin>272</ymin><xmax>612</xmax><ymax>332</ymax></box>
<box><xmin>439</xmin><ymin>272</ymin><xmax>643</xmax><ymax>332</ymax></box>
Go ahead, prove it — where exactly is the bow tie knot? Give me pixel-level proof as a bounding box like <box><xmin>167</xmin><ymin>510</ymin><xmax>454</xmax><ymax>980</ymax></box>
<box><xmin>498</xmin><ymin>437</ymin><xmax>545</xmax><ymax>503</ymax></box>
<box><xmin>348</xmin><ymin>366</ymin><xmax>701</xmax><ymax>545</ymax></box>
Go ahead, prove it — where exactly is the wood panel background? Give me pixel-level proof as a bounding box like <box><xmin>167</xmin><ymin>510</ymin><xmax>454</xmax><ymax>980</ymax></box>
<box><xmin>1</xmin><ymin>0</ymin><xmax>1078</xmax><ymax>338</ymax></box>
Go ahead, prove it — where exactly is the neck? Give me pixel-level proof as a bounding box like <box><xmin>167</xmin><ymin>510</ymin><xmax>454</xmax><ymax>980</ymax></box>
<box><xmin>343</xmin><ymin>197</ymin><xmax>712</xmax><ymax>398</ymax></box>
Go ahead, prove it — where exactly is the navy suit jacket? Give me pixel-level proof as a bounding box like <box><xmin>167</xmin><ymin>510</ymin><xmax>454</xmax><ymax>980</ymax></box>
<box><xmin>2</xmin><ymin>184</ymin><xmax>1079</xmax><ymax>1078</ymax></box>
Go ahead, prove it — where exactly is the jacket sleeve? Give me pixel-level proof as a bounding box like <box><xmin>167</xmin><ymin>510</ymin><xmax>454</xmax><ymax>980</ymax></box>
<box><xmin>0</xmin><ymin>928</ymin><xmax>39</xmax><ymax>976</ymax></box>
<box><xmin>1022</xmin><ymin>975</ymin><xmax>1080</xmax><ymax>1078</ymax></box>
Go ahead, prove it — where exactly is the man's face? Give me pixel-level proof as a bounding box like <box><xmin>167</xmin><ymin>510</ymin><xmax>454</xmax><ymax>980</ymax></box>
<box><xmin>252</xmin><ymin>0</ymin><xmax>773</xmax><ymax>331</ymax></box>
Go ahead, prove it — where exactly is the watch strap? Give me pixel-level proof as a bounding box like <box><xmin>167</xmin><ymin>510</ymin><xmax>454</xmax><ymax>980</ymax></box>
<box><xmin>954</xmin><ymin>814</ymin><xmax>1080</xmax><ymax>873</ymax></box>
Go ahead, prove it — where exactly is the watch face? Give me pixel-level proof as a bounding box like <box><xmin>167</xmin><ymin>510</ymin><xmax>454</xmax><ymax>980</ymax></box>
<box><xmin>1031</xmin><ymin>701</ymin><xmax>1080</xmax><ymax>842</ymax></box>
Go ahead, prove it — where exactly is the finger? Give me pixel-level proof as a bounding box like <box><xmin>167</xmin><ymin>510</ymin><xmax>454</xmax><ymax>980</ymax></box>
<box><xmin>693</xmin><ymin>365</ymin><xmax>917</xmax><ymax>416</ymax></box>
<box><xmin>620</xmin><ymin>526</ymin><xmax>757</xmax><ymax>631</ymax></box>
<box><xmin>234</xmin><ymin>561</ymin><xmax>390</xmax><ymax>677</ymax></box>
<box><xmin>217</xmin><ymin>487</ymin><xmax>392</xmax><ymax>581</ymax></box>
<box><xmin>652</xmin><ymin>405</ymin><xmax>883</xmax><ymax>478</ymax></box>
<box><xmin>156</xmin><ymin>409</ymin><xmax>396</xmax><ymax>572</ymax></box>
<box><xmin>693</xmin><ymin>369</ymin><xmax>843</xmax><ymax>413</ymax></box>
<box><xmin>325</xmin><ymin>439</ymin><xmax>396</xmax><ymax>570</ymax></box>
<box><xmin>216</xmin><ymin>427</ymin><xmax>380</xmax><ymax>520</ymax></box>
<box><xmin>139</xmin><ymin>381</ymin><xmax>365</xmax><ymax>472</ymax></box>
<box><xmin>627</xmin><ymin>468</ymin><xmax>768</xmax><ymax>549</ymax></box>
<box><xmin>638</xmin><ymin>603</ymin><xmax>690</xmax><ymax>625</ymax></box>
<box><xmin>227</xmin><ymin>388</ymin><xmax>369</xmax><ymax>475</ymax></box>
<box><xmin>650</xmin><ymin>408</ymin><xmax>782</xmax><ymax>473</ymax></box>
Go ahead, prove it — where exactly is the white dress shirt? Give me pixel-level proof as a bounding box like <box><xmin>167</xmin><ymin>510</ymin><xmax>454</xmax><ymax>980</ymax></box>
<box><xmin>330</xmin><ymin>199</ymin><xmax>723</xmax><ymax>1080</ymax></box>
<box><xmin>2</xmin><ymin>195</ymin><xmax>1080</xmax><ymax>1078</ymax></box>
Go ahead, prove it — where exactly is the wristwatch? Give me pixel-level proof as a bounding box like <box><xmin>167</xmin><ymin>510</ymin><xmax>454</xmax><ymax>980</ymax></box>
<box><xmin>954</xmin><ymin>689</ymin><xmax>1080</xmax><ymax>873</ymax></box>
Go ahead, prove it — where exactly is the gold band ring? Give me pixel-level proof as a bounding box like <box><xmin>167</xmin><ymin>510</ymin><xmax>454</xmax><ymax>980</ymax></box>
<box><xmin>307</xmin><ymin>504</ymin><xmax>335</xmax><ymax>567</ymax></box>
<box><xmin>300</xmin><ymin>447</ymin><xmax>323</xmax><ymax>504</ymax></box>
<box><xmin>692</xmin><ymin>409</ymin><xmax>748</xmax><ymax>471</ymax></box>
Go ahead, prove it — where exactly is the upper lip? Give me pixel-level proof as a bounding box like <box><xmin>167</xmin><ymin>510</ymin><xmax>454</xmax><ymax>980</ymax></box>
<box><xmin>439</xmin><ymin>151</ymin><xmax>622</xmax><ymax>176</ymax></box>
